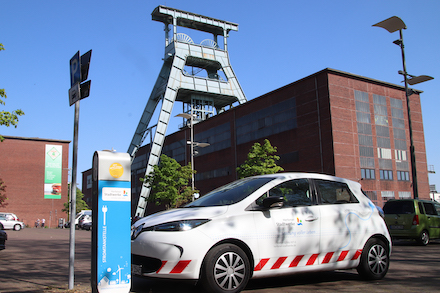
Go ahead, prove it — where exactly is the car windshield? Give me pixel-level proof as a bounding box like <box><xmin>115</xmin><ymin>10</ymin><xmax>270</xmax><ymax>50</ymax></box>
<box><xmin>383</xmin><ymin>201</ymin><xmax>415</xmax><ymax>214</ymax></box>
<box><xmin>185</xmin><ymin>177</ymin><xmax>275</xmax><ymax>207</ymax></box>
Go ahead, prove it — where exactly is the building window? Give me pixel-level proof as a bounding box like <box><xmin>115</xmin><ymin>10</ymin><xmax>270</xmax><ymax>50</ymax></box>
<box><xmin>380</xmin><ymin>170</ymin><xmax>393</xmax><ymax>180</ymax></box>
<box><xmin>397</xmin><ymin>171</ymin><xmax>410</xmax><ymax>181</ymax></box>
<box><xmin>381</xmin><ymin>191</ymin><xmax>395</xmax><ymax>199</ymax></box>
<box><xmin>398</xmin><ymin>191</ymin><xmax>411</xmax><ymax>199</ymax></box>
<box><xmin>361</xmin><ymin>169</ymin><xmax>375</xmax><ymax>180</ymax></box>
<box><xmin>363</xmin><ymin>190</ymin><xmax>377</xmax><ymax>202</ymax></box>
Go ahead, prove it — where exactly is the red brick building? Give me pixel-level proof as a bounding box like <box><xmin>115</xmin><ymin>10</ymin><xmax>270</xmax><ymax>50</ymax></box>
<box><xmin>82</xmin><ymin>68</ymin><xmax>430</xmax><ymax>215</ymax></box>
<box><xmin>0</xmin><ymin>136</ymin><xmax>70</xmax><ymax>227</ymax></box>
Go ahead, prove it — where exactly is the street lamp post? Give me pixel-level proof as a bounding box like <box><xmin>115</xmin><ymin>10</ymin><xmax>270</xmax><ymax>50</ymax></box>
<box><xmin>176</xmin><ymin>112</ymin><xmax>209</xmax><ymax>196</ymax></box>
<box><xmin>373</xmin><ymin>16</ymin><xmax>434</xmax><ymax>199</ymax></box>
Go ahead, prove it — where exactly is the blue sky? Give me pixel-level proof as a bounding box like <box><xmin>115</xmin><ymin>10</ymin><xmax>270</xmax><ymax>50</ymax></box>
<box><xmin>1</xmin><ymin>0</ymin><xmax>439</xmax><ymax>192</ymax></box>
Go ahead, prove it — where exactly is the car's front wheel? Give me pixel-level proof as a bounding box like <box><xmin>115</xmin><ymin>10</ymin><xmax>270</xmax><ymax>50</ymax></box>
<box><xmin>200</xmin><ymin>243</ymin><xmax>251</xmax><ymax>293</ymax></box>
<box><xmin>357</xmin><ymin>238</ymin><xmax>389</xmax><ymax>280</ymax></box>
<box><xmin>13</xmin><ymin>224</ymin><xmax>21</xmax><ymax>231</ymax></box>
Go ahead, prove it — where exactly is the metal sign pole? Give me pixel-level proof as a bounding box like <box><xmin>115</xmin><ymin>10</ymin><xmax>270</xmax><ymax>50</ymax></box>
<box><xmin>68</xmin><ymin>100</ymin><xmax>80</xmax><ymax>289</ymax></box>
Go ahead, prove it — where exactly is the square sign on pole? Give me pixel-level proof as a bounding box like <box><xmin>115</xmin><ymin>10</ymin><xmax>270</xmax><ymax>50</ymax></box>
<box><xmin>68</xmin><ymin>83</ymin><xmax>81</xmax><ymax>106</ymax></box>
<box><xmin>70</xmin><ymin>51</ymin><xmax>81</xmax><ymax>87</ymax></box>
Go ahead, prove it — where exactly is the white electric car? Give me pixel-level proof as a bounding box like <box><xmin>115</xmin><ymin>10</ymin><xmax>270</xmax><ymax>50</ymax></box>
<box><xmin>131</xmin><ymin>173</ymin><xmax>391</xmax><ymax>293</ymax></box>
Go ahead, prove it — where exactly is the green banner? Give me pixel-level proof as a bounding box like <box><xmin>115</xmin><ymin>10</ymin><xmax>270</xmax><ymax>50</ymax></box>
<box><xmin>44</xmin><ymin>144</ymin><xmax>62</xmax><ymax>199</ymax></box>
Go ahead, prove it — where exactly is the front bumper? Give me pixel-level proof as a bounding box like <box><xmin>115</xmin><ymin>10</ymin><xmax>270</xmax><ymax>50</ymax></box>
<box><xmin>131</xmin><ymin>229</ymin><xmax>213</xmax><ymax>280</ymax></box>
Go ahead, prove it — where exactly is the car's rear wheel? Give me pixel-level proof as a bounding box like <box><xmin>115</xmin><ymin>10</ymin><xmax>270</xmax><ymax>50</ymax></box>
<box><xmin>200</xmin><ymin>243</ymin><xmax>250</xmax><ymax>293</ymax></box>
<box><xmin>357</xmin><ymin>238</ymin><xmax>389</xmax><ymax>280</ymax></box>
<box><xmin>13</xmin><ymin>224</ymin><xmax>21</xmax><ymax>231</ymax></box>
<box><xmin>417</xmin><ymin>230</ymin><xmax>429</xmax><ymax>246</ymax></box>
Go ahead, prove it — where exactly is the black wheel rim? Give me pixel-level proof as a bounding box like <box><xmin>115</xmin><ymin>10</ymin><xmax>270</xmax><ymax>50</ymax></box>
<box><xmin>367</xmin><ymin>243</ymin><xmax>388</xmax><ymax>275</ymax></box>
<box><xmin>214</xmin><ymin>251</ymin><xmax>246</xmax><ymax>290</ymax></box>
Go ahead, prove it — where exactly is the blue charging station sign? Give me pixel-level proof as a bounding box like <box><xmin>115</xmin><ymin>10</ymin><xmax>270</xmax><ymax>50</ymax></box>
<box><xmin>92</xmin><ymin>151</ymin><xmax>131</xmax><ymax>293</ymax></box>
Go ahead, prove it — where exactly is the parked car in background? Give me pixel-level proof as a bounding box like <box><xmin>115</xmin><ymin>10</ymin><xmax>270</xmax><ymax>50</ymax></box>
<box><xmin>82</xmin><ymin>221</ymin><xmax>92</xmax><ymax>231</ymax></box>
<box><xmin>132</xmin><ymin>173</ymin><xmax>391</xmax><ymax>293</ymax></box>
<box><xmin>0</xmin><ymin>215</ymin><xmax>25</xmax><ymax>231</ymax></box>
<box><xmin>0</xmin><ymin>212</ymin><xmax>19</xmax><ymax>221</ymax></box>
<box><xmin>78</xmin><ymin>214</ymin><xmax>92</xmax><ymax>230</ymax></box>
<box><xmin>384</xmin><ymin>199</ymin><xmax>440</xmax><ymax>245</ymax></box>
<box><xmin>0</xmin><ymin>228</ymin><xmax>6</xmax><ymax>250</ymax></box>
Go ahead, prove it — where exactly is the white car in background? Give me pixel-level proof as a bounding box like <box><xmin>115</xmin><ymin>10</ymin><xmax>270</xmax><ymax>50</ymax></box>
<box><xmin>131</xmin><ymin>173</ymin><xmax>391</xmax><ymax>293</ymax></box>
<box><xmin>0</xmin><ymin>215</ymin><xmax>25</xmax><ymax>231</ymax></box>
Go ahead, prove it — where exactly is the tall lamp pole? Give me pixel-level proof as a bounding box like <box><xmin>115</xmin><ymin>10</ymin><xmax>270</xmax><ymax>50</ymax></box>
<box><xmin>176</xmin><ymin>112</ymin><xmax>209</xmax><ymax>197</ymax></box>
<box><xmin>373</xmin><ymin>16</ymin><xmax>434</xmax><ymax>199</ymax></box>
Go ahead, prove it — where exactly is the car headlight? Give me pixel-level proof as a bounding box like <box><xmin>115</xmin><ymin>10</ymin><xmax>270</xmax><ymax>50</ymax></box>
<box><xmin>131</xmin><ymin>219</ymin><xmax>210</xmax><ymax>239</ymax></box>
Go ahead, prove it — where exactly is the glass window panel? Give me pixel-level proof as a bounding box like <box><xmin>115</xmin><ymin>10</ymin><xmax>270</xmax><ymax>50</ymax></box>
<box><xmin>374</xmin><ymin>104</ymin><xmax>387</xmax><ymax>115</ymax></box>
<box><xmin>376</xmin><ymin>125</ymin><xmax>390</xmax><ymax>137</ymax></box>
<box><xmin>358</xmin><ymin>123</ymin><xmax>372</xmax><ymax>135</ymax></box>
<box><xmin>358</xmin><ymin>135</ymin><xmax>373</xmax><ymax>146</ymax></box>
<box><xmin>356</xmin><ymin>112</ymin><xmax>371</xmax><ymax>123</ymax></box>
<box><xmin>375</xmin><ymin>115</ymin><xmax>389</xmax><ymax>126</ymax></box>
<box><xmin>356</xmin><ymin>101</ymin><xmax>370</xmax><ymax>113</ymax></box>
<box><xmin>390</xmin><ymin>98</ymin><xmax>403</xmax><ymax>109</ymax></box>
<box><xmin>392</xmin><ymin>118</ymin><xmax>405</xmax><ymax>129</ymax></box>
<box><xmin>393</xmin><ymin>128</ymin><xmax>406</xmax><ymax>140</ymax></box>
<box><xmin>394</xmin><ymin>139</ymin><xmax>407</xmax><ymax>150</ymax></box>
<box><xmin>359</xmin><ymin>146</ymin><xmax>374</xmax><ymax>157</ymax></box>
<box><xmin>391</xmin><ymin>108</ymin><xmax>404</xmax><ymax>119</ymax></box>
<box><xmin>355</xmin><ymin>90</ymin><xmax>369</xmax><ymax>102</ymax></box>
<box><xmin>377</xmin><ymin>137</ymin><xmax>391</xmax><ymax>148</ymax></box>
<box><xmin>373</xmin><ymin>94</ymin><xmax>387</xmax><ymax>105</ymax></box>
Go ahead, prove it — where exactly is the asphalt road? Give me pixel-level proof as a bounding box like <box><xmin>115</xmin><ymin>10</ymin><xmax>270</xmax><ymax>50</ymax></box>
<box><xmin>1</xmin><ymin>228</ymin><xmax>440</xmax><ymax>293</ymax></box>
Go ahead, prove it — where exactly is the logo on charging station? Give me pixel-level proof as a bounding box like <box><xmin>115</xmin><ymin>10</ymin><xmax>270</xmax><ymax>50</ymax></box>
<box><xmin>109</xmin><ymin>163</ymin><xmax>124</xmax><ymax>178</ymax></box>
<box><xmin>102</xmin><ymin>188</ymin><xmax>130</xmax><ymax>202</ymax></box>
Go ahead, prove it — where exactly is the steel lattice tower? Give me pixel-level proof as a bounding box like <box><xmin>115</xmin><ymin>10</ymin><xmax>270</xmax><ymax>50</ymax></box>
<box><xmin>129</xmin><ymin>6</ymin><xmax>247</xmax><ymax>217</ymax></box>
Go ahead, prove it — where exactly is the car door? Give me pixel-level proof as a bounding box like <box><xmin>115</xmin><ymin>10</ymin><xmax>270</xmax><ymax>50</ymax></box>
<box><xmin>252</xmin><ymin>178</ymin><xmax>321</xmax><ymax>275</ymax></box>
<box><xmin>313</xmin><ymin>178</ymin><xmax>364</xmax><ymax>266</ymax></box>
<box><xmin>422</xmin><ymin>202</ymin><xmax>440</xmax><ymax>239</ymax></box>
<box><xmin>0</xmin><ymin>216</ymin><xmax>12</xmax><ymax>229</ymax></box>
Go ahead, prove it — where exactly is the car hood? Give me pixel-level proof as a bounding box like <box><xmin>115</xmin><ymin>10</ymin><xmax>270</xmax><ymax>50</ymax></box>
<box><xmin>134</xmin><ymin>206</ymin><xmax>228</xmax><ymax>228</ymax></box>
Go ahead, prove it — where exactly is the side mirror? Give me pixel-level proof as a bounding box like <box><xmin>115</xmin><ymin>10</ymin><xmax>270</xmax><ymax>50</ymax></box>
<box><xmin>262</xmin><ymin>196</ymin><xmax>284</xmax><ymax>209</ymax></box>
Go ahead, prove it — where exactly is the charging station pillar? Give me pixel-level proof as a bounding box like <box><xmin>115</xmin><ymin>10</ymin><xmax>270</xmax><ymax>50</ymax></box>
<box><xmin>92</xmin><ymin>151</ymin><xmax>131</xmax><ymax>293</ymax></box>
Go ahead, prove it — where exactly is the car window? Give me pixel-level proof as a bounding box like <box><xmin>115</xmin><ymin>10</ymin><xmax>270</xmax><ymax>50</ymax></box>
<box><xmin>384</xmin><ymin>201</ymin><xmax>415</xmax><ymax>214</ymax></box>
<box><xmin>435</xmin><ymin>203</ymin><xmax>440</xmax><ymax>215</ymax></box>
<box><xmin>256</xmin><ymin>179</ymin><xmax>312</xmax><ymax>207</ymax></box>
<box><xmin>314</xmin><ymin>179</ymin><xmax>359</xmax><ymax>204</ymax></box>
<box><xmin>185</xmin><ymin>177</ymin><xmax>275</xmax><ymax>207</ymax></box>
<box><xmin>423</xmin><ymin>202</ymin><xmax>438</xmax><ymax>216</ymax></box>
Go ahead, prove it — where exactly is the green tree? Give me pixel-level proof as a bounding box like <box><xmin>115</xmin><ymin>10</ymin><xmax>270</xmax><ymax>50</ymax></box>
<box><xmin>63</xmin><ymin>185</ymin><xmax>89</xmax><ymax>218</ymax></box>
<box><xmin>1</xmin><ymin>43</ymin><xmax>25</xmax><ymax>142</ymax></box>
<box><xmin>142</xmin><ymin>154</ymin><xmax>195</xmax><ymax>209</ymax></box>
<box><xmin>237</xmin><ymin>139</ymin><xmax>284</xmax><ymax>179</ymax></box>
<box><xmin>0</xmin><ymin>179</ymin><xmax>8</xmax><ymax>208</ymax></box>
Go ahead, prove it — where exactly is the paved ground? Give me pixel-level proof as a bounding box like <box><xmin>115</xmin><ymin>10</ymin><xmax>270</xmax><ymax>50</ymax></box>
<box><xmin>1</xmin><ymin>228</ymin><xmax>440</xmax><ymax>293</ymax></box>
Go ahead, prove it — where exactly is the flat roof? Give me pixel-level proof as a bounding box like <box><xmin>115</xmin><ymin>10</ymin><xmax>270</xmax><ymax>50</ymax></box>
<box><xmin>1</xmin><ymin>135</ymin><xmax>71</xmax><ymax>144</ymax></box>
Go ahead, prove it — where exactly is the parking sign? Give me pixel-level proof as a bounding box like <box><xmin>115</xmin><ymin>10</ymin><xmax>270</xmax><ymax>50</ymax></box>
<box><xmin>70</xmin><ymin>51</ymin><xmax>81</xmax><ymax>87</ymax></box>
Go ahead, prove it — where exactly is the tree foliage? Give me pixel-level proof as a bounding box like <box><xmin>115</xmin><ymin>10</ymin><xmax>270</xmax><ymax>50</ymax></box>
<box><xmin>63</xmin><ymin>185</ymin><xmax>89</xmax><ymax>217</ymax></box>
<box><xmin>0</xmin><ymin>178</ymin><xmax>8</xmax><ymax>208</ymax></box>
<box><xmin>0</xmin><ymin>43</ymin><xmax>25</xmax><ymax>142</ymax></box>
<box><xmin>142</xmin><ymin>154</ymin><xmax>195</xmax><ymax>209</ymax></box>
<box><xmin>237</xmin><ymin>139</ymin><xmax>284</xmax><ymax>179</ymax></box>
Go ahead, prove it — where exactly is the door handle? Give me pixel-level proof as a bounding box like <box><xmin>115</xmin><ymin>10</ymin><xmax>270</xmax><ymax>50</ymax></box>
<box><xmin>305</xmin><ymin>216</ymin><xmax>318</xmax><ymax>222</ymax></box>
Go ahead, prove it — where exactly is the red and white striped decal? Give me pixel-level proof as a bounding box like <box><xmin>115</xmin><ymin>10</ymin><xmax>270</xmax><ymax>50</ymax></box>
<box><xmin>156</xmin><ymin>260</ymin><xmax>192</xmax><ymax>274</ymax></box>
<box><xmin>254</xmin><ymin>249</ymin><xmax>362</xmax><ymax>272</ymax></box>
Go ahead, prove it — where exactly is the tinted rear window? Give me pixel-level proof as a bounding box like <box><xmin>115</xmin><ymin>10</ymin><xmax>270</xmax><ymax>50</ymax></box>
<box><xmin>383</xmin><ymin>201</ymin><xmax>415</xmax><ymax>214</ymax></box>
